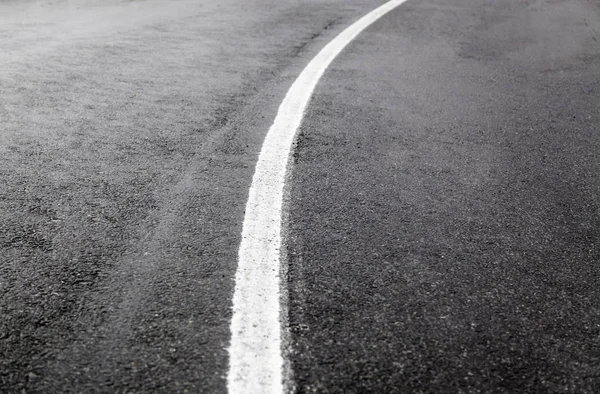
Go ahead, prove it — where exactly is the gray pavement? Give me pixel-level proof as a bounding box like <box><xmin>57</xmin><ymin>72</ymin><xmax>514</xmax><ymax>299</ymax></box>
<box><xmin>1</xmin><ymin>0</ymin><xmax>599</xmax><ymax>392</ymax></box>
<box><xmin>288</xmin><ymin>0</ymin><xmax>600</xmax><ymax>392</ymax></box>
<box><xmin>0</xmin><ymin>0</ymin><xmax>380</xmax><ymax>391</ymax></box>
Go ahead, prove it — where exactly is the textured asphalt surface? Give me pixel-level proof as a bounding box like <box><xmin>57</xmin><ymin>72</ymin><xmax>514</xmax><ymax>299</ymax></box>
<box><xmin>1</xmin><ymin>0</ymin><xmax>599</xmax><ymax>392</ymax></box>
<box><xmin>288</xmin><ymin>0</ymin><xmax>600</xmax><ymax>392</ymax></box>
<box><xmin>0</xmin><ymin>0</ymin><xmax>380</xmax><ymax>391</ymax></box>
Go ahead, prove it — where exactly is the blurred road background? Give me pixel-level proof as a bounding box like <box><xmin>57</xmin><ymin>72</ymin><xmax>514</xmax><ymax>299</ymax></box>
<box><xmin>1</xmin><ymin>0</ymin><xmax>599</xmax><ymax>392</ymax></box>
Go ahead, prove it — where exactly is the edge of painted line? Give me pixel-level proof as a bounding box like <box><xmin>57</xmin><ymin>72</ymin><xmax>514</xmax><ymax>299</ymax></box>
<box><xmin>227</xmin><ymin>1</ymin><xmax>409</xmax><ymax>393</ymax></box>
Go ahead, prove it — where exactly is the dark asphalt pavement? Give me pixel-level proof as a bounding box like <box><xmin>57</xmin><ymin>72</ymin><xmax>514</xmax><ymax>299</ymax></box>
<box><xmin>1</xmin><ymin>0</ymin><xmax>599</xmax><ymax>392</ymax></box>
<box><xmin>288</xmin><ymin>0</ymin><xmax>600</xmax><ymax>392</ymax></box>
<box><xmin>0</xmin><ymin>0</ymin><xmax>380</xmax><ymax>392</ymax></box>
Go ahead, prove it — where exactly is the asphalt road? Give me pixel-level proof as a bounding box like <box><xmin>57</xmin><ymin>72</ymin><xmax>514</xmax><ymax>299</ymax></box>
<box><xmin>289</xmin><ymin>0</ymin><xmax>600</xmax><ymax>392</ymax></box>
<box><xmin>1</xmin><ymin>0</ymin><xmax>599</xmax><ymax>392</ymax></box>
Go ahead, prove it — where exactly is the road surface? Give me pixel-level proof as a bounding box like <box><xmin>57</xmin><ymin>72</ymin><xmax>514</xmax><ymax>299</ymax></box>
<box><xmin>1</xmin><ymin>0</ymin><xmax>599</xmax><ymax>392</ymax></box>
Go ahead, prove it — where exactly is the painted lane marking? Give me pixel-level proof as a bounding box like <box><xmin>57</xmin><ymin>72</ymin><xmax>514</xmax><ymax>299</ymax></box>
<box><xmin>227</xmin><ymin>1</ymin><xmax>409</xmax><ymax>392</ymax></box>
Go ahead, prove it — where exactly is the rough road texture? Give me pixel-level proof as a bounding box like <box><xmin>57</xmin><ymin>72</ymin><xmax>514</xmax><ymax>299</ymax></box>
<box><xmin>288</xmin><ymin>0</ymin><xmax>600</xmax><ymax>392</ymax></box>
<box><xmin>0</xmin><ymin>0</ymin><xmax>382</xmax><ymax>391</ymax></box>
<box><xmin>2</xmin><ymin>0</ymin><xmax>600</xmax><ymax>392</ymax></box>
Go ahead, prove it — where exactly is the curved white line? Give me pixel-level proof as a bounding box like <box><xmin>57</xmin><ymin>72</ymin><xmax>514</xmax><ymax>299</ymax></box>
<box><xmin>227</xmin><ymin>1</ymin><xmax>408</xmax><ymax>392</ymax></box>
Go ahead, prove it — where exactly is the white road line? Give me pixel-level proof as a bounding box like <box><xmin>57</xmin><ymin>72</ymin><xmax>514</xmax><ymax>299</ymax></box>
<box><xmin>227</xmin><ymin>1</ymin><xmax>408</xmax><ymax>392</ymax></box>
